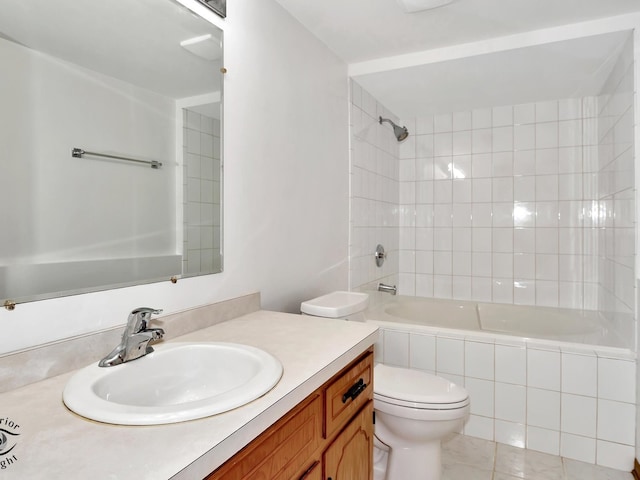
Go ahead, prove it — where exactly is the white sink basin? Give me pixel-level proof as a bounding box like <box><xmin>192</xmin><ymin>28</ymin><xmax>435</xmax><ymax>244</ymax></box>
<box><xmin>63</xmin><ymin>342</ymin><xmax>283</xmax><ymax>425</ymax></box>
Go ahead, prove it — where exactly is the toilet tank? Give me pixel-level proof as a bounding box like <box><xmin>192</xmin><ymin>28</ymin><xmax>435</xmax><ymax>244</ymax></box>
<box><xmin>300</xmin><ymin>291</ymin><xmax>369</xmax><ymax>322</ymax></box>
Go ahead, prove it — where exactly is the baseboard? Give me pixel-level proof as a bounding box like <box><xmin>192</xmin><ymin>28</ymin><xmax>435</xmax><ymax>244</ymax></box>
<box><xmin>632</xmin><ymin>458</ymin><xmax>640</xmax><ymax>480</ymax></box>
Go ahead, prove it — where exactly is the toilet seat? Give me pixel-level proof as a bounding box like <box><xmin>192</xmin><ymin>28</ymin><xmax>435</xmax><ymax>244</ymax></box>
<box><xmin>374</xmin><ymin>392</ymin><xmax>469</xmax><ymax>410</ymax></box>
<box><xmin>374</xmin><ymin>364</ymin><xmax>469</xmax><ymax>410</ymax></box>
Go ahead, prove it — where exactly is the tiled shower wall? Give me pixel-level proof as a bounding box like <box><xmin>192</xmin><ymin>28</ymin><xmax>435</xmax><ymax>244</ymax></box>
<box><xmin>349</xmin><ymin>82</ymin><xmax>400</xmax><ymax>294</ymax></box>
<box><xmin>397</xmin><ymin>98</ymin><xmax>601</xmax><ymax>309</ymax></box>
<box><xmin>597</xmin><ymin>35</ymin><xmax>635</xmax><ymax>326</ymax></box>
<box><xmin>183</xmin><ymin>108</ymin><xmax>222</xmax><ymax>275</ymax></box>
<box><xmin>348</xmin><ymin>31</ymin><xmax>636</xmax><ymax>471</ymax></box>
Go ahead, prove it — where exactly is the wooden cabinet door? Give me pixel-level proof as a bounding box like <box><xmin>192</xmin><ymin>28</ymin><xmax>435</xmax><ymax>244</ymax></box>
<box><xmin>324</xmin><ymin>401</ymin><xmax>373</xmax><ymax>480</ymax></box>
<box><xmin>297</xmin><ymin>461</ymin><xmax>322</xmax><ymax>480</ymax></box>
<box><xmin>206</xmin><ymin>394</ymin><xmax>322</xmax><ymax>480</ymax></box>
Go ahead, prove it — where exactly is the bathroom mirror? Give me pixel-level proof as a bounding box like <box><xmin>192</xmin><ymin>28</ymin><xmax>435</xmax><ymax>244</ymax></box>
<box><xmin>0</xmin><ymin>0</ymin><xmax>223</xmax><ymax>305</ymax></box>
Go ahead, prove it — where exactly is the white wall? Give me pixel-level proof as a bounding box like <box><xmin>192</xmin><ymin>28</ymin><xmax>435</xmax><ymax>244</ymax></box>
<box><xmin>0</xmin><ymin>0</ymin><xmax>349</xmax><ymax>354</ymax></box>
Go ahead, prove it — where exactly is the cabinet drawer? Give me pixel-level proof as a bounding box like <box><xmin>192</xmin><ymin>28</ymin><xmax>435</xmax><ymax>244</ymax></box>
<box><xmin>324</xmin><ymin>352</ymin><xmax>373</xmax><ymax>438</ymax></box>
<box><xmin>207</xmin><ymin>393</ymin><xmax>322</xmax><ymax>480</ymax></box>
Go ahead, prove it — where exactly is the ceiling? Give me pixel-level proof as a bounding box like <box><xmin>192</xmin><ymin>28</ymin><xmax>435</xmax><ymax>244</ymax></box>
<box><xmin>273</xmin><ymin>0</ymin><xmax>640</xmax><ymax>118</ymax></box>
<box><xmin>273</xmin><ymin>0</ymin><xmax>640</xmax><ymax>63</ymax></box>
<box><xmin>355</xmin><ymin>30</ymin><xmax>632</xmax><ymax>117</ymax></box>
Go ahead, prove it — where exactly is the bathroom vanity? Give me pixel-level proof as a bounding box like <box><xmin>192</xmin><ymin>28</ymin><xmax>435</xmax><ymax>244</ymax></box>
<box><xmin>0</xmin><ymin>308</ymin><xmax>378</xmax><ymax>479</ymax></box>
<box><xmin>207</xmin><ymin>349</ymin><xmax>373</xmax><ymax>479</ymax></box>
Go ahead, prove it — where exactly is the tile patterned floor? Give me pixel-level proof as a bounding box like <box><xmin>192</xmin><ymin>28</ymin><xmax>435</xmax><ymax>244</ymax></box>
<box><xmin>441</xmin><ymin>434</ymin><xmax>634</xmax><ymax>480</ymax></box>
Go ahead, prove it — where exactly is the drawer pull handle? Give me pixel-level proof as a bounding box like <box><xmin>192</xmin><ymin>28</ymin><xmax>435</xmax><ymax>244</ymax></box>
<box><xmin>342</xmin><ymin>378</ymin><xmax>367</xmax><ymax>404</ymax></box>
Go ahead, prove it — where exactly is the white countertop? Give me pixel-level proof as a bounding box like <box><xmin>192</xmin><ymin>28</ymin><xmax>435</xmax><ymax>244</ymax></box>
<box><xmin>0</xmin><ymin>310</ymin><xmax>378</xmax><ymax>479</ymax></box>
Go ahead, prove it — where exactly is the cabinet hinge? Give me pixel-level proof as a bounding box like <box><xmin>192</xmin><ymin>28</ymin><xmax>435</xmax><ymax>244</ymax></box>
<box><xmin>372</xmin><ymin>411</ymin><xmax>375</xmax><ymax>424</ymax></box>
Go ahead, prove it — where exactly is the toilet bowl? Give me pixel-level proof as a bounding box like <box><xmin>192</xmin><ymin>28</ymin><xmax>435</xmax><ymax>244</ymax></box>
<box><xmin>301</xmin><ymin>291</ymin><xmax>471</xmax><ymax>480</ymax></box>
<box><xmin>374</xmin><ymin>364</ymin><xmax>469</xmax><ymax>480</ymax></box>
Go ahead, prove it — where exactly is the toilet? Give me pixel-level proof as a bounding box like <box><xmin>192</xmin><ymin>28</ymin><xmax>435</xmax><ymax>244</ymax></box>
<box><xmin>301</xmin><ymin>291</ymin><xmax>470</xmax><ymax>480</ymax></box>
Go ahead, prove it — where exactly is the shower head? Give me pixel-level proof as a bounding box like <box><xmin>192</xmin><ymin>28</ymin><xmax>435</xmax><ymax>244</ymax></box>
<box><xmin>379</xmin><ymin>116</ymin><xmax>409</xmax><ymax>142</ymax></box>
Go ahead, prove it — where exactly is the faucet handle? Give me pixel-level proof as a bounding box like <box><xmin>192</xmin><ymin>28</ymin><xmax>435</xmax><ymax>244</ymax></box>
<box><xmin>131</xmin><ymin>307</ymin><xmax>163</xmax><ymax>316</ymax></box>
<box><xmin>127</xmin><ymin>307</ymin><xmax>163</xmax><ymax>333</ymax></box>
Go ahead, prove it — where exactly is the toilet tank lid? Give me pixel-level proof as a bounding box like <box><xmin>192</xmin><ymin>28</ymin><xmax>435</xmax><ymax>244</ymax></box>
<box><xmin>301</xmin><ymin>291</ymin><xmax>369</xmax><ymax>318</ymax></box>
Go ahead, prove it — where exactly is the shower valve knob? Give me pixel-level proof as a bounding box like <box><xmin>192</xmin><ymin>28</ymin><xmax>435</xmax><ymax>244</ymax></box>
<box><xmin>374</xmin><ymin>244</ymin><xmax>386</xmax><ymax>267</ymax></box>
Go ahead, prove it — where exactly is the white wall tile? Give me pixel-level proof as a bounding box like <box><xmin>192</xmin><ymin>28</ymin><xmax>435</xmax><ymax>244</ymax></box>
<box><xmin>535</xmin><ymin>123</ymin><xmax>558</xmax><ymax>149</ymax></box>
<box><xmin>527</xmin><ymin>388</ymin><xmax>560</xmax><ymax>430</ymax></box>
<box><xmin>514</xmin><ymin>124</ymin><xmax>535</xmax><ymax>150</ymax></box>
<box><xmin>559</xmin><ymin>98</ymin><xmax>582</xmax><ymax>120</ymax></box>
<box><xmin>513</xmin><ymin>150</ymin><xmax>535</xmax><ymax>175</ymax></box>
<box><xmin>465</xmin><ymin>341</ymin><xmax>494</xmax><ymax>380</ymax></box>
<box><xmin>452</xmin><ymin>276</ymin><xmax>472</xmax><ymax>300</ymax></box>
<box><xmin>465</xmin><ymin>377</ymin><xmax>494</xmax><ymax>417</ymax></box>
<box><xmin>464</xmin><ymin>414</ymin><xmax>494</xmax><ymax>441</ymax></box>
<box><xmin>433</xmin><ymin>275</ymin><xmax>453</xmax><ymax>298</ymax></box>
<box><xmin>452</xmin><ymin>131</ymin><xmax>472</xmax><ymax>155</ymax></box>
<box><xmin>559</xmin><ymin>119</ymin><xmax>583</xmax><ymax>147</ymax></box>
<box><xmin>561</xmin><ymin>352</ymin><xmax>597</xmax><ymax>397</ymax></box>
<box><xmin>526</xmin><ymin>426</ymin><xmax>560</xmax><ymax>456</ymax></box>
<box><xmin>495</xmin><ymin>345</ymin><xmax>526</xmax><ymax>385</ymax></box>
<box><xmin>495</xmin><ymin>383</ymin><xmax>526</xmax><ymax>423</ymax></box>
<box><xmin>536</xmin><ymin>148</ymin><xmax>559</xmax><ymax>175</ymax></box>
<box><xmin>472</xmin><ymin>277</ymin><xmax>493</xmax><ymax>302</ymax></box>
<box><xmin>472</xmin><ymin>178</ymin><xmax>492</xmax><ymax>203</ymax></box>
<box><xmin>383</xmin><ymin>329</ymin><xmax>409</xmax><ymax>367</ymax></box>
<box><xmin>495</xmin><ymin>420</ymin><xmax>526</xmax><ymax>448</ymax></box>
<box><xmin>493</xmin><ymin>127</ymin><xmax>513</xmax><ymax>152</ymax></box>
<box><xmin>561</xmin><ymin>433</ymin><xmax>596</xmax><ymax>464</ymax></box>
<box><xmin>472</xmin><ymin>153</ymin><xmax>492</xmax><ymax>178</ymax></box>
<box><xmin>561</xmin><ymin>393</ymin><xmax>596</xmax><ymax>437</ymax></box>
<box><xmin>434</xmin><ymin>132</ymin><xmax>453</xmax><ymax>156</ymax></box>
<box><xmin>409</xmin><ymin>333</ymin><xmax>436</xmax><ymax>372</ymax></box>
<box><xmin>472</xmin><ymin>128</ymin><xmax>492</xmax><ymax>154</ymax></box>
<box><xmin>527</xmin><ymin>348</ymin><xmax>560</xmax><ymax>391</ymax></box>
<box><xmin>596</xmin><ymin>440</ymin><xmax>635</xmax><ymax>471</ymax></box>
<box><xmin>598</xmin><ymin>358</ymin><xmax>635</xmax><ymax>403</ymax></box>
<box><xmin>436</xmin><ymin>337</ymin><xmax>464</xmax><ymax>375</ymax></box>
<box><xmin>492</xmin><ymin>152</ymin><xmax>513</xmax><ymax>177</ymax></box>
<box><xmin>596</xmin><ymin>399</ymin><xmax>635</xmax><ymax>445</ymax></box>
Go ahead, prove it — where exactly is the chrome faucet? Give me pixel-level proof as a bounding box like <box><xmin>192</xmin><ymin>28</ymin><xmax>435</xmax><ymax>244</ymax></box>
<box><xmin>378</xmin><ymin>283</ymin><xmax>397</xmax><ymax>295</ymax></box>
<box><xmin>99</xmin><ymin>307</ymin><xmax>164</xmax><ymax>367</ymax></box>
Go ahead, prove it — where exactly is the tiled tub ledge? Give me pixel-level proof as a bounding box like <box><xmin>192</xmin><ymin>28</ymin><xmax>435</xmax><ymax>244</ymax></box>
<box><xmin>373</xmin><ymin>323</ymin><xmax>636</xmax><ymax>472</ymax></box>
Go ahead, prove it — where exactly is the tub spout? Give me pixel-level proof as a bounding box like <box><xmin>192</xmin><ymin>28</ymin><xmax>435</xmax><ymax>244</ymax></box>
<box><xmin>378</xmin><ymin>283</ymin><xmax>397</xmax><ymax>295</ymax></box>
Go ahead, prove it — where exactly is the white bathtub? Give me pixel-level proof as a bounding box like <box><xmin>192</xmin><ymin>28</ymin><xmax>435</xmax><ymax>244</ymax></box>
<box><xmin>364</xmin><ymin>295</ymin><xmax>636</xmax><ymax>468</ymax></box>
<box><xmin>366</xmin><ymin>295</ymin><xmax>633</xmax><ymax>350</ymax></box>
